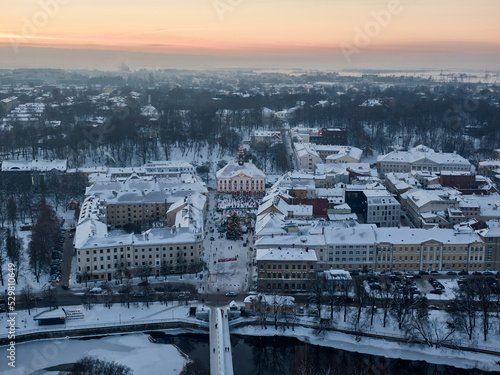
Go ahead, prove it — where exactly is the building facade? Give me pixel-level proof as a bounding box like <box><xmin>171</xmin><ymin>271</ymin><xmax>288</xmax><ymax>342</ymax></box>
<box><xmin>377</xmin><ymin>145</ymin><xmax>471</xmax><ymax>177</ymax></box>
<box><xmin>76</xmin><ymin>228</ymin><xmax>203</xmax><ymax>281</ymax></box>
<box><xmin>375</xmin><ymin>228</ymin><xmax>485</xmax><ymax>272</ymax></box>
<box><xmin>216</xmin><ymin>147</ymin><xmax>266</xmax><ymax>197</ymax></box>
<box><xmin>256</xmin><ymin>247</ymin><xmax>318</xmax><ymax>293</ymax></box>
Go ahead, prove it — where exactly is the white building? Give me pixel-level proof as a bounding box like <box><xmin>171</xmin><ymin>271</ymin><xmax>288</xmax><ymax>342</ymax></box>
<box><xmin>377</xmin><ymin>145</ymin><xmax>471</xmax><ymax>177</ymax></box>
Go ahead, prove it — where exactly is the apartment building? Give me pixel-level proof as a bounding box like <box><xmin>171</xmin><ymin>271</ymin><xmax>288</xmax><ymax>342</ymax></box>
<box><xmin>477</xmin><ymin>222</ymin><xmax>500</xmax><ymax>271</ymax></box>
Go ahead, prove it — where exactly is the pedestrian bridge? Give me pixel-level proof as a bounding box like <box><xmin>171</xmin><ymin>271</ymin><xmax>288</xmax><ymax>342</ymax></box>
<box><xmin>209</xmin><ymin>307</ymin><xmax>234</xmax><ymax>375</ymax></box>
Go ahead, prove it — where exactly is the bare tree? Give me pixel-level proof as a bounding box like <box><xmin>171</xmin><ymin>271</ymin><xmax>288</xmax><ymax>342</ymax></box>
<box><xmin>58</xmin><ymin>356</ymin><xmax>133</xmax><ymax>375</ymax></box>
<box><xmin>120</xmin><ymin>279</ymin><xmax>134</xmax><ymax>309</ymax></box>
<box><xmin>43</xmin><ymin>286</ymin><xmax>58</xmax><ymax>311</ymax></box>
<box><xmin>406</xmin><ymin>304</ymin><xmax>455</xmax><ymax>348</ymax></box>
<box><xmin>474</xmin><ymin>278</ymin><xmax>493</xmax><ymax>342</ymax></box>
<box><xmin>391</xmin><ymin>284</ymin><xmax>414</xmax><ymax>330</ymax></box>
<box><xmin>452</xmin><ymin>282</ymin><xmax>477</xmax><ymax>340</ymax></box>
<box><xmin>20</xmin><ymin>286</ymin><xmax>35</xmax><ymax>315</ymax></box>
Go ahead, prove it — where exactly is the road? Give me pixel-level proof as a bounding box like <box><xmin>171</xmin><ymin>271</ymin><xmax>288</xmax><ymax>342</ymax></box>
<box><xmin>280</xmin><ymin>125</ymin><xmax>296</xmax><ymax>171</ymax></box>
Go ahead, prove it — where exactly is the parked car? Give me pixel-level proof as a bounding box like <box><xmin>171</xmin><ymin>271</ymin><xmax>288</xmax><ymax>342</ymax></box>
<box><xmin>418</xmin><ymin>271</ymin><xmax>429</xmax><ymax>275</ymax></box>
<box><xmin>430</xmin><ymin>270</ymin><xmax>439</xmax><ymax>275</ymax></box>
<box><xmin>472</xmin><ymin>271</ymin><xmax>482</xmax><ymax>276</ymax></box>
<box><xmin>225</xmin><ymin>291</ymin><xmax>237</xmax><ymax>297</ymax></box>
<box><xmin>446</xmin><ymin>271</ymin><xmax>457</xmax><ymax>276</ymax></box>
<box><xmin>429</xmin><ymin>289</ymin><xmax>443</xmax><ymax>295</ymax></box>
<box><xmin>458</xmin><ymin>270</ymin><xmax>469</xmax><ymax>275</ymax></box>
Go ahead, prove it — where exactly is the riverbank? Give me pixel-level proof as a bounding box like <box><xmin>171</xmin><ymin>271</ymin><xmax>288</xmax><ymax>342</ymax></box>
<box><xmin>2</xmin><ymin>302</ymin><xmax>500</xmax><ymax>373</ymax></box>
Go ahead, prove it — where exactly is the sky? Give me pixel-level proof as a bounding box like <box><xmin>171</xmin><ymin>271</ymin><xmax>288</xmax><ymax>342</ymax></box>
<box><xmin>1</xmin><ymin>0</ymin><xmax>500</xmax><ymax>71</ymax></box>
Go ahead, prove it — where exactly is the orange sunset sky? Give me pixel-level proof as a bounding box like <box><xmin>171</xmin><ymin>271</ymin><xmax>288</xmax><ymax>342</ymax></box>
<box><xmin>1</xmin><ymin>0</ymin><xmax>499</xmax><ymax>70</ymax></box>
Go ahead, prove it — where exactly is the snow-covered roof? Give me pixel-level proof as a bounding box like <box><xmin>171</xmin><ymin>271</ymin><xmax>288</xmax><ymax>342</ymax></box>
<box><xmin>256</xmin><ymin>247</ymin><xmax>318</xmax><ymax>262</ymax></box>
<box><xmin>216</xmin><ymin>160</ymin><xmax>266</xmax><ymax>179</ymax></box>
<box><xmin>243</xmin><ymin>294</ymin><xmax>295</xmax><ymax>305</ymax></box>
<box><xmin>33</xmin><ymin>309</ymin><xmax>66</xmax><ymax>320</ymax></box>
<box><xmin>377</xmin><ymin>145</ymin><xmax>470</xmax><ymax>167</ymax></box>
<box><xmin>324</xmin><ymin>224</ymin><xmax>377</xmax><ymax>246</ymax></box>
<box><xmin>77</xmin><ymin>227</ymin><xmax>201</xmax><ymax>250</ymax></box>
<box><xmin>1</xmin><ymin>159</ymin><xmax>67</xmax><ymax>172</ymax></box>
<box><xmin>375</xmin><ymin>227</ymin><xmax>483</xmax><ymax>245</ymax></box>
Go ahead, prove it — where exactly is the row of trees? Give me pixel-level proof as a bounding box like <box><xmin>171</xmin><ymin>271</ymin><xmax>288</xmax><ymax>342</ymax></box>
<box><xmin>261</xmin><ymin>274</ymin><xmax>500</xmax><ymax>348</ymax></box>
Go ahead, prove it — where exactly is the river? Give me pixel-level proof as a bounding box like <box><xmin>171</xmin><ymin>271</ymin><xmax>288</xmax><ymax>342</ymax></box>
<box><xmin>2</xmin><ymin>331</ymin><xmax>497</xmax><ymax>375</ymax></box>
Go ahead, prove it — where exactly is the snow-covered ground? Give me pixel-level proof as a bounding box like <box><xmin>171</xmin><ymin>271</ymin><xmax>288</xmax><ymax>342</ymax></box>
<box><xmin>1</xmin><ymin>333</ymin><xmax>188</xmax><ymax>375</ymax></box>
<box><xmin>2</xmin><ymin>300</ymin><xmax>499</xmax><ymax>374</ymax></box>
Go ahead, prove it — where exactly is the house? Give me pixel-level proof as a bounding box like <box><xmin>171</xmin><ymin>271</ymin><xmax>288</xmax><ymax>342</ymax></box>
<box><xmin>244</xmin><ymin>294</ymin><xmax>295</xmax><ymax>315</ymax></box>
<box><xmin>33</xmin><ymin>309</ymin><xmax>66</xmax><ymax>325</ymax></box>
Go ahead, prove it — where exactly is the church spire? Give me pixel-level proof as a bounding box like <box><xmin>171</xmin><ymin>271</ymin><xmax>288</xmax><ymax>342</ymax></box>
<box><xmin>238</xmin><ymin>146</ymin><xmax>245</xmax><ymax>166</ymax></box>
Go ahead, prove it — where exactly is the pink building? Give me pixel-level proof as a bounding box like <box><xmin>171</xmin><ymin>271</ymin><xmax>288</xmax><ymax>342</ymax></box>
<box><xmin>216</xmin><ymin>148</ymin><xmax>266</xmax><ymax>197</ymax></box>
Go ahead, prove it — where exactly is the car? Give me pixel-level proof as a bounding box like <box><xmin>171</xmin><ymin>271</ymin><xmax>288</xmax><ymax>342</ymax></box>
<box><xmin>483</xmin><ymin>271</ymin><xmax>494</xmax><ymax>276</ymax></box>
<box><xmin>392</xmin><ymin>271</ymin><xmax>402</xmax><ymax>276</ymax></box>
<box><xmin>349</xmin><ymin>270</ymin><xmax>360</xmax><ymax>276</ymax></box>
<box><xmin>472</xmin><ymin>271</ymin><xmax>482</xmax><ymax>276</ymax></box>
<box><xmin>445</xmin><ymin>304</ymin><xmax>457</xmax><ymax>311</ymax></box>
<box><xmin>430</xmin><ymin>270</ymin><xmax>439</xmax><ymax>275</ymax></box>
<box><xmin>446</xmin><ymin>271</ymin><xmax>457</xmax><ymax>276</ymax></box>
<box><xmin>458</xmin><ymin>270</ymin><xmax>469</xmax><ymax>275</ymax></box>
<box><xmin>209</xmin><ymin>237</ymin><xmax>215</xmax><ymax>241</ymax></box>
<box><xmin>178</xmin><ymin>292</ymin><xmax>191</xmax><ymax>300</ymax></box>
<box><xmin>418</xmin><ymin>271</ymin><xmax>429</xmax><ymax>275</ymax></box>
<box><xmin>225</xmin><ymin>291</ymin><xmax>237</xmax><ymax>297</ymax></box>
<box><xmin>428</xmin><ymin>305</ymin><xmax>440</xmax><ymax>310</ymax></box>
<box><xmin>61</xmin><ymin>285</ymin><xmax>69</xmax><ymax>290</ymax></box>
<box><xmin>412</xmin><ymin>274</ymin><xmax>422</xmax><ymax>279</ymax></box>
<box><xmin>429</xmin><ymin>289</ymin><xmax>443</xmax><ymax>294</ymax></box>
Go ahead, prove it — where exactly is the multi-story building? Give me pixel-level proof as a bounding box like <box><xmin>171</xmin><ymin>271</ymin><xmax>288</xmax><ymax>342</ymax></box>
<box><xmin>293</xmin><ymin>143</ymin><xmax>323</xmax><ymax>171</ymax></box>
<box><xmin>375</xmin><ymin>227</ymin><xmax>485</xmax><ymax>272</ymax></box>
<box><xmin>216</xmin><ymin>147</ymin><xmax>266</xmax><ymax>197</ymax></box>
<box><xmin>76</xmin><ymin>227</ymin><xmax>204</xmax><ymax>281</ymax></box>
<box><xmin>256</xmin><ymin>247</ymin><xmax>317</xmax><ymax>293</ymax></box>
<box><xmin>406</xmin><ymin>190</ymin><xmax>459</xmax><ymax>227</ymax></box>
<box><xmin>85</xmin><ymin>174</ymin><xmax>207</xmax><ymax>227</ymax></box>
<box><xmin>324</xmin><ymin>225</ymin><xmax>377</xmax><ymax>271</ymax></box>
<box><xmin>477</xmin><ymin>221</ymin><xmax>500</xmax><ymax>271</ymax></box>
<box><xmin>0</xmin><ymin>96</ymin><xmax>19</xmax><ymax>113</ymax></box>
<box><xmin>364</xmin><ymin>190</ymin><xmax>401</xmax><ymax>227</ymax></box>
<box><xmin>478</xmin><ymin>160</ymin><xmax>500</xmax><ymax>177</ymax></box>
<box><xmin>377</xmin><ymin>145</ymin><xmax>471</xmax><ymax>177</ymax></box>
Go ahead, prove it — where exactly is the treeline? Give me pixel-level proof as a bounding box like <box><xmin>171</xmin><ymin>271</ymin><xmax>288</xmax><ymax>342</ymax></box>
<box><xmin>1</xmin><ymin>80</ymin><xmax>499</xmax><ymax>168</ymax></box>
